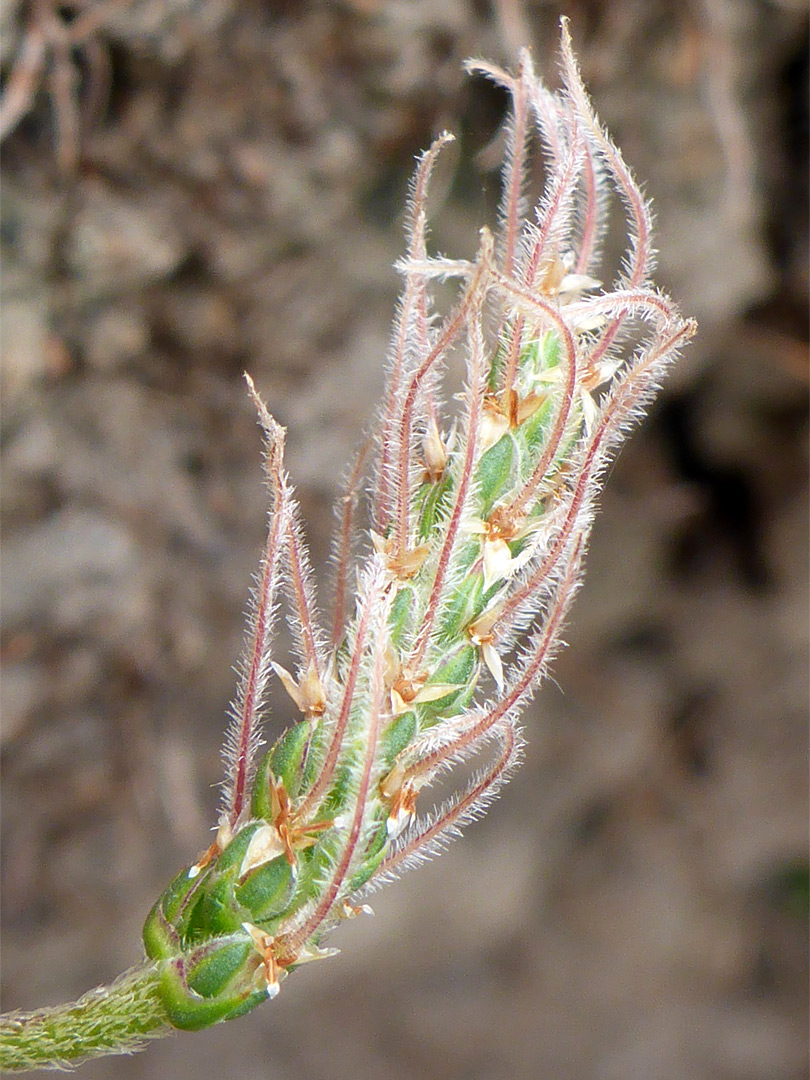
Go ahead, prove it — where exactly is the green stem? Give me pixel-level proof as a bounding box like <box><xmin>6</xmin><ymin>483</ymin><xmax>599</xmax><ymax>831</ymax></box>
<box><xmin>0</xmin><ymin>963</ymin><xmax>172</xmax><ymax>1072</ymax></box>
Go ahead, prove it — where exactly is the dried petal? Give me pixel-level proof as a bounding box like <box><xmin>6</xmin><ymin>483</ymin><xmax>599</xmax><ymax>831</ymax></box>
<box><xmin>481</xmin><ymin>641</ymin><xmax>505</xmax><ymax>690</ymax></box>
<box><xmin>240</xmin><ymin>824</ymin><xmax>285</xmax><ymax>876</ymax></box>
<box><xmin>422</xmin><ymin>417</ymin><xmax>449</xmax><ymax>482</ymax></box>
<box><xmin>479</xmin><ymin>403</ymin><xmax>510</xmax><ymax>452</ymax></box>
<box><xmin>272</xmin><ymin>662</ymin><xmax>305</xmax><ymax>711</ymax></box>
<box><xmin>482</xmin><ymin>536</ymin><xmax>514</xmax><ymax>589</ymax></box>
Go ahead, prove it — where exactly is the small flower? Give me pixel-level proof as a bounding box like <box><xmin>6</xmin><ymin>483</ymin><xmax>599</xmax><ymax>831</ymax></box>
<box><xmin>242</xmin><ymin>774</ymin><xmax>335</xmax><ymax>872</ymax></box>
<box><xmin>340</xmin><ymin>901</ymin><xmax>375</xmax><ymax>919</ymax></box>
<box><xmin>240</xmin><ymin>824</ymin><xmax>286</xmax><ymax>876</ymax></box>
<box><xmin>540</xmin><ymin>251</ymin><xmax>602</xmax><ymax>301</ymax></box>
<box><xmin>370</xmin><ymin>530</ymin><xmax>431</xmax><ymax>580</ymax></box>
<box><xmin>422</xmin><ymin>417</ymin><xmax>452</xmax><ymax>482</ymax></box>
<box><xmin>272</xmin><ymin>659</ymin><xmax>327</xmax><ymax>717</ymax></box>
<box><xmin>482</xmin><ymin>535</ymin><xmax>513</xmax><ymax>589</ymax></box>
<box><xmin>468</xmin><ymin>603</ymin><xmax>506</xmax><ymax>690</ymax></box>
<box><xmin>380</xmin><ymin>762</ymin><xmax>421</xmax><ymax>837</ymax></box>
<box><xmin>479</xmin><ymin>397</ymin><xmax>511</xmax><ymax>450</ymax></box>
<box><xmin>243</xmin><ymin>923</ymin><xmax>283</xmax><ymax>997</ymax></box>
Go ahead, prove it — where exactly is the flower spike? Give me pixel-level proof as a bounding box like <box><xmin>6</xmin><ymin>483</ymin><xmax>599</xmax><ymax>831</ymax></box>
<box><xmin>0</xmin><ymin>26</ymin><xmax>695</xmax><ymax>1070</ymax></box>
<box><xmin>153</xmin><ymin>25</ymin><xmax>698</xmax><ymax>1040</ymax></box>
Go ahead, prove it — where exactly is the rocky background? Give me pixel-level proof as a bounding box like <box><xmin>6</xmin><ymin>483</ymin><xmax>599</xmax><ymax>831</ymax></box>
<box><xmin>1</xmin><ymin>2</ymin><xmax>807</xmax><ymax>1078</ymax></box>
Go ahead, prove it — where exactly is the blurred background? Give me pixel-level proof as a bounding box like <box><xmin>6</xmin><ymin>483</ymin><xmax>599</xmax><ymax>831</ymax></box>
<box><xmin>1</xmin><ymin>2</ymin><xmax>807</xmax><ymax>1078</ymax></box>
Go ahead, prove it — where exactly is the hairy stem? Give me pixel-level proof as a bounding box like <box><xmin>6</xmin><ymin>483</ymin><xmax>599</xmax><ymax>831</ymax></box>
<box><xmin>0</xmin><ymin>964</ymin><xmax>169</xmax><ymax>1072</ymax></box>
